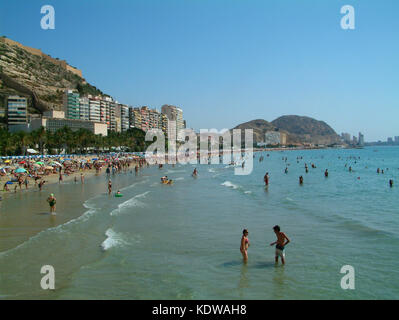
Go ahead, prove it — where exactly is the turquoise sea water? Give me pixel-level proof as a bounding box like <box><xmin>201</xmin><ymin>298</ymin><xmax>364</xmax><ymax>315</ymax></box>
<box><xmin>0</xmin><ymin>146</ymin><xmax>398</xmax><ymax>299</ymax></box>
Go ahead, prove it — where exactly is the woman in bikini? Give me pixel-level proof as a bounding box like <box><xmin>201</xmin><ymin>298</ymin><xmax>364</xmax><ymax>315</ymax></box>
<box><xmin>240</xmin><ymin>229</ymin><xmax>250</xmax><ymax>262</ymax></box>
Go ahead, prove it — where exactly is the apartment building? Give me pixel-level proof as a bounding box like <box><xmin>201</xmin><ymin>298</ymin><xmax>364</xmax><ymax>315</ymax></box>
<box><xmin>119</xmin><ymin>104</ymin><xmax>130</xmax><ymax>132</ymax></box>
<box><xmin>7</xmin><ymin>95</ymin><xmax>28</xmax><ymax>126</ymax></box>
<box><xmin>64</xmin><ymin>90</ymin><xmax>80</xmax><ymax>120</ymax></box>
<box><xmin>161</xmin><ymin>104</ymin><xmax>185</xmax><ymax>141</ymax></box>
<box><xmin>79</xmin><ymin>97</ymin><xmax>90</xmax><ymax>121</ymax></box>
<box><xmin>89</xmin><ymin>96</ymin><xmax>101</xmax><ymax>123</ymax></box>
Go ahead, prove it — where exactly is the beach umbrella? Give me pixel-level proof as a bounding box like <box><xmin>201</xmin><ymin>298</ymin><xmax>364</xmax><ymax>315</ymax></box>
<box><xmin>4</xmin><ymin>160</ymin><xmax>11</xmax><ymax>163</ymax></box>
<box><xmin>44</xmin><ymin>166</ymin><xmax>54</xmax><ymax>170</ymax></box>
<box><xmin>6</xmin><ymin>181</ymin><xmax>13</xmax><ymax>185</ymax></box>
<box><xmin>36</xmin><ymin>161</ymin><xmax>45</xmax><ymax>165</ymax></box>
<box><xmin>50</xmin><ymin>161</ymin><xmax>62</xmax><ymax>167</ymax></box>
<box><xmin>15</xmin><ymin>168</ymin><xmax>27</xmax><ymax>173</ymax></box>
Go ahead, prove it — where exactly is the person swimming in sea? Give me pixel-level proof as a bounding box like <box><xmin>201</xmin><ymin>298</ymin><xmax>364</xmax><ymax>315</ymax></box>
<box><xmin>284</xmin><ymin>167</ymin><xmax>288</xmax><ymax>174</ymax></box>
<box><xmin>192</xmin><ymin>168</ymin><xmax>198</xmax><ymax>176</ymax></box>
<box><xmin>389</xmin><ymin>179</ymin><xmax>394</xmax><ymax>188</ymax></box>
<box><xmin>47</xmin><ymin>193</ymin><xmax>56</xmax><ymax>215</ymax></box>
<box><xmin>240</xmin><ymin>229</ymin><xmax>250</xmax><ymax>262</ymax></box>
<box><xmin>270</xmin><ymin>225</ymin><xmax>290</xmax><ymax>265</ymax></box>
<box><xmin>324</xmin><ymin>169</ymin><xmax>329</xmax><ymax>177</ymax></box>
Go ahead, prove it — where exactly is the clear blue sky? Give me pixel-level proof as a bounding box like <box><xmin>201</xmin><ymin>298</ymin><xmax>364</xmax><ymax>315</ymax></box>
<box><xmin>1</xmin><ymin>0</ymin><xmax>398</xmax><ymax>141</ymax></box>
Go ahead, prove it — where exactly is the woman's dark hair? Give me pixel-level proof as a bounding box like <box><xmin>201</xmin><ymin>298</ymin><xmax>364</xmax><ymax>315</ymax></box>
<box><xmin>243</xmin><ymin>229</ymin><xmax>248</xmax><ymax>235</ymax></box>
<box><xmin>273</xmin><ymin>225</ymin><xmax>280</xmax><ymax>232</ymax></box>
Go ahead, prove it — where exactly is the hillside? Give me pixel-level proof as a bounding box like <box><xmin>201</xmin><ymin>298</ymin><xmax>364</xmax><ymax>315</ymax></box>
<box><xmin>232</xmin><ymin>116</ymin><xmax>341</xmax><ymax>146</ymax></box>
<box><xmin>0</xmin><ymin>36</ymin><xmax>106</xmax><ymax>114</ymax></box>
<box><xmin>271</xmin><ymin>115</ymin><xmax>341</xmax><ymax>145</ymax></box>
<box><xmin>232</xmin><ymin>119</ymin><xmax>277</xmax><ymax>143</ymax></box>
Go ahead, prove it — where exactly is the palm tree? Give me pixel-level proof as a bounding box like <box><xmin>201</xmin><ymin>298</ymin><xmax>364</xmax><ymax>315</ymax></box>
<box><xmin>31</xmin><ymin>127</ymin><xmax>47</xmax><ymax>155</ymax></box>
<box><xmin>14</xmin><ymin>131</ymin><xmax>32</xmax><ymax>155</ymax></box>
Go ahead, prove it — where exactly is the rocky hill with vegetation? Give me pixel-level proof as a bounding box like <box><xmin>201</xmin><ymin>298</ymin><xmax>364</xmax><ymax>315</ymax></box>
<box><xmin>233</xmin><ymin>115</ymin><xmax>342</xmax><ymax>146</ymax></box>
<box><xmin>0</xmin><ymin>36</ymin><xmax>106</xmax><ymax>115</ymax></box>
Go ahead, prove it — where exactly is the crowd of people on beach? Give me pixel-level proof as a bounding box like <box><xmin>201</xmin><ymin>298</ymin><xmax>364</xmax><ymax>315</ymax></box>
<box><xmin>0</xmin><ymin>153</ymin><xmax>146</xmax><ymax>204</ymax></box>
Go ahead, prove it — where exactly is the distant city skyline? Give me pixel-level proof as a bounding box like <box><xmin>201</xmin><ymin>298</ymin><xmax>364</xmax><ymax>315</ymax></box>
<box><xmin>1</xmin><ymin>0</ymin><xmax>398</xmax><ymax>141</ymax></box>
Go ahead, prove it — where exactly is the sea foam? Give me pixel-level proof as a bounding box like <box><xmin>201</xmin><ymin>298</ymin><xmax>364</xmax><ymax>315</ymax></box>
<box><xmin>221</xmin><ymin>181</ymin><xmax>239</xmax><ymax>189</ymax></box>
<box><xmin>110</xmin><ymin>191</ymin><xmax>150</xmax><ymax>216</ymax></box>
<box><xmin>101</xmin><ymin>228</ymin><xmax>128</xmax><ymax>251</ymax></box>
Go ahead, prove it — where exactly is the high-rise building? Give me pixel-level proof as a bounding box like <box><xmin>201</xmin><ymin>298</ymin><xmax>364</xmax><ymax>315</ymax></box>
<box><xmin>119</xmin><ymin>104</ymin><xmax>130</xmax><ymax>132</ymax></box>
<box><xmin>394</xmin><ymin>136</ymin><xmax>399</xmax><ymax>143</ymax></box>
<box><xmin>7</xmin><ymin>95</ymin><xmax>28</xmax><ymax>126</ymax></box>
<box><xmin>79</xmin><ymin>97</ymin><xmax>90</xmax><ymax>121</ymax></box>
<box><xmin>97</xmin><ymin>96</ymin><xmax>117</xmax><ymax>131</ymax></box>
<box><xmin>64</xmin><ymin>90</ymin><xmax>80</xmax><ymax>120</ymax></box>
<box><xmin>161</xmin><ymin>105</ymin><xmax>184</xmax><ymax>141</ymax></box>
<box><xmin>387</xmin><ymin>137</ymin><xmax>393</xmax><ymax>143</ymax></box>
<box><xmin>127</xmin><ymin>106</ymin><xmax>168</xmax><ymax>135</ymax></box>
<box><xmin>109</xmin><ymin>100</ymin><xmax>117</xmax><ymax>132</ymax></box>
<box><xmin>89</xmin><ymin>96</ymin><xmax>101</xmax><ymax>123</ymax></box>
<box><xmin>140</xmin><ymin>106</ymin><xmax>150</xmax><ymax>132</ymax></box>
<box><xmin>129</xmin><ymin>107</ymin><xmax>141</xmax><ymax>129</ymax></box>
<box><xmin>352</xmin><ymin>136</ymin><xmax>358</xmax><ymax>145</ymax></box>
<box><xmin>100</xmin><ymin>98</ymin><xmax>107</xmax><ymax>126</ymax></box>
<box><xmin>341</xmin><ymin>132</ymin><xmax>351</xmax><ymax>143</ymax></box>
<box><xmin>358</xmin><ymin>132</ymin><xmax>364</xmax><ymax>146</ymax></box>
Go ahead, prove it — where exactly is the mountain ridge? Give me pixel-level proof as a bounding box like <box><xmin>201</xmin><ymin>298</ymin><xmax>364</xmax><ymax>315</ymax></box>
<box><xmin>233</xmin><ymin>115</ymin><xmax>341</xmax><ymax>145</ymax></box>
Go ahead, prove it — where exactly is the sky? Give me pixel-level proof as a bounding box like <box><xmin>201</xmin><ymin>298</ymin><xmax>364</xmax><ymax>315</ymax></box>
<box><xmin>0</xmin><ymin>0</ymin><xmax>398</xmax><ymax>141</ymax></box>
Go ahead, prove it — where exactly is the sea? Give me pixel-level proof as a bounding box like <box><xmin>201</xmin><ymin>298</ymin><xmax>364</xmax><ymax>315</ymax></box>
<box><xmin>0</xmin><ymin>146</ymin><xmax>398</xmax><ymax>299</ymax></box>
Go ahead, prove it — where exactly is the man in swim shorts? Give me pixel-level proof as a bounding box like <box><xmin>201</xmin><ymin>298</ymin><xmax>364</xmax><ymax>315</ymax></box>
<box><xmin>270</xmin><ymin>225</ymin><xmax>290</xmax><ymax>265</ymax></box>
